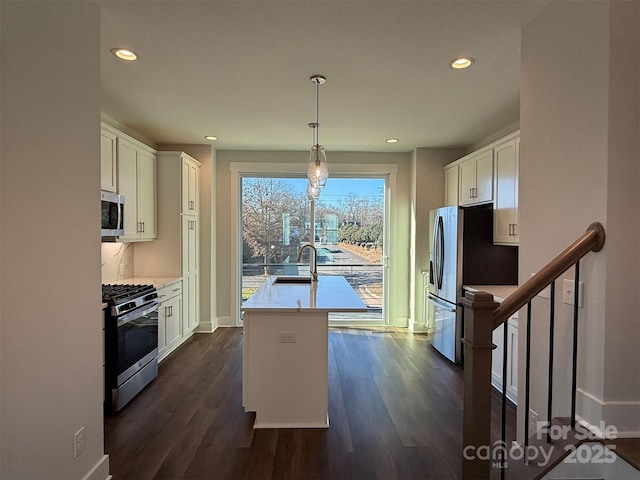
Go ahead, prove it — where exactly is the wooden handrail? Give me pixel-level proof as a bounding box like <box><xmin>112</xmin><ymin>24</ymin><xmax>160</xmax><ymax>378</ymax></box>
<box><xmin>492</xmin><ymin>222</ymin><xmax>605</xmax><ymax>329</ymax></box>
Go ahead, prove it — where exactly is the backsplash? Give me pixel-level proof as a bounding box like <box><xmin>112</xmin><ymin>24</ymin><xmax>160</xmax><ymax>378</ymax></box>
<box><xmin>101</xmin><ymin>243</ymin><xmax>134</xmax><ymax>283</ymax></box>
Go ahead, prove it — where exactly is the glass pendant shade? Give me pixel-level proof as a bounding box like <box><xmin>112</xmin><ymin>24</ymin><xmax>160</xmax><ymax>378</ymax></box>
<box><xmin>307</xmin><ymin>144</ymin><xmax>328</xmax><ymax>188</ymax></box>
<box><xmin>306</xmin><ymin>182</ymin><xmax>321</xmax><ymax>200</ymax></box>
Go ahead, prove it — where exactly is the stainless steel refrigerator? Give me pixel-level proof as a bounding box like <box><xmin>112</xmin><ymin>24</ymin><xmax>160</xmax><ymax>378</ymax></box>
<box><xmin>427</xmin><ymin>204</ymin><xmax>518</xmax><ymax>363</ymax></box>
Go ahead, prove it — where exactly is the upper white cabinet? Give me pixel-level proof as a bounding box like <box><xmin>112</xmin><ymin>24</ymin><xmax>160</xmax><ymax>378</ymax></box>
<box><xmin>182</xmin><ymin>158</ymin><xmax>199</xmax><ymax>215</ymax></box>
<box><xmin>459</xmin><ymin>149</ymin><xmax>493</xmax><ymax>206</ymax></box>
<box><xmin>444</xmin><ymin>130</ymin><xmax>520</xmax><ymax>245</ymax></box>
<box><xmin>100</xmin><ymin>127</ymin><xmax>117</xmax><ymax>192</ymax></box>
<box><xmin>117</xmin><ymin>137</ymin><xmax>157</xmax><ymax>241</ymax></box>
<box><xmin>101</xmin><ymin>122</ymin><xmax>157</xmax><ymax>242</ymax></box>
<box><xmin>444</xmin><ymin>164</ymin><xmax>459</xmax><ymax>207</ymax></box>
<box><xmin>493</xmin><ymin>137</ymin><xmax>519</xmax><ymax>245</ymax></box>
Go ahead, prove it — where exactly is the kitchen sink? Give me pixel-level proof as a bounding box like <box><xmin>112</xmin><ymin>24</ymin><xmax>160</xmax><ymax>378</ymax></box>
<box><xmin>272</xmin><ymin>276</ymin><xmax>313</xmax><ymax>284</ymax></box>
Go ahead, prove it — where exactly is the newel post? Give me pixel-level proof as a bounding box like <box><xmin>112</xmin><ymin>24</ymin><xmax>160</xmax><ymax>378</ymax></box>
<box><xmin>461</xmin><ymin>291</ymin><xmax>499</xmax><ymax>480</ymax></box>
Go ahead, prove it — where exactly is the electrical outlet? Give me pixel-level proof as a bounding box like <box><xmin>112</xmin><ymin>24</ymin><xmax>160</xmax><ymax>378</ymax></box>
<box><xmin>562</xmin><ymin>279</ymin><xmax>584</xmax><ymax>307</ymax></box>
<box><xmin>279</xmin><ymin>331</ymin><xmax>296</xmax><ymax>343</ymax></box>
<box><xmin>119</xmin><ymin>262</ymin><xmax>126</xmax><ymax>277</ymax></box>
<box><xmin>528</xmin><ymin>410</ymin><xmax>539</xmax><ymax>436</ymax></box>
<box><xmin>74</xmin><ymin>426</ymin><xmax>86</xmax><ymax>459</ymax></box>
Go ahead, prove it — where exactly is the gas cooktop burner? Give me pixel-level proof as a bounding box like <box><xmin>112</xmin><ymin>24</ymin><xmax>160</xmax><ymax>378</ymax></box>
<box><xmin>102</xmin><ymin>284</ymin><xmax>157</xmax><ymax>306</ymax></box>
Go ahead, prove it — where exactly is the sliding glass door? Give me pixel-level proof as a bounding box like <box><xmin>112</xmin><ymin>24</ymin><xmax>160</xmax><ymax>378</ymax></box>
<box><xmin>240</xmin><ymin>176</ymin><xmax>386</xmax><ymax>325</ymax></box>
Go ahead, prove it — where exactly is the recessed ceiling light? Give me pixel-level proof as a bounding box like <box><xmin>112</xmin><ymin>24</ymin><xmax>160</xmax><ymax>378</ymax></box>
<box><xmin>386</xmin><ymin>138</ymin><xmax>399</xmax><ymax>144</ymax></box>
<box><xmin>450</xmin><ymin>57</ymin><xmax>475</xmax><ymax>69</ymax></box>
<box><xmin>111</xmin><ymin>48</ymin><xmax>138</xmax><ymax>61</ymax></box>
<box><xmin>204</xmin><ymin>135</ymin><xmax>218</xmax><ymax>141</ymax></box>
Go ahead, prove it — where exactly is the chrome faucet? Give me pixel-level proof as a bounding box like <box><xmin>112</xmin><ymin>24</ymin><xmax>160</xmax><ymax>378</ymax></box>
<box><xmin>296</xmin><ymin>244</ymin><xmax>318</xmax><ymax>282</ymax></box>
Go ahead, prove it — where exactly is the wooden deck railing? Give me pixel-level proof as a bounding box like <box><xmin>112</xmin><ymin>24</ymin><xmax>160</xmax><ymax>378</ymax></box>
<box><xmin>461</xmin><ymin>222</ymin><xmax>605</xmax><ymax>480</ymax></box>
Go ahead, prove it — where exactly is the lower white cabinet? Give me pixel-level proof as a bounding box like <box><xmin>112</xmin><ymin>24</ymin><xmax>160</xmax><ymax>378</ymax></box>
<box><xmin>492</xmin><ymin>313</ymin><xmax>518</xmax><ymax>404</ymax></box>
<box><xmin>157</xmin><ymin>280</ymin><xmax>183</xmax><ymax>362</ymax></box>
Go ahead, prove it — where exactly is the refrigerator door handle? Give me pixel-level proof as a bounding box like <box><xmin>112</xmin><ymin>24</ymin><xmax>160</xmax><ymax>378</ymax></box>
<box><xmin>427</xmin><ymin>294</ymin><xmax>457</xmax><ymax>313</ymax></box>
<box><xmin>435</xmin><ymin>215</ymin><xmax>445</xmax><ymax>289</ymax></box>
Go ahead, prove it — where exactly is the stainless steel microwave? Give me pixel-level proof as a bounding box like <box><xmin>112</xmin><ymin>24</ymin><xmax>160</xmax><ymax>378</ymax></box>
<box><xmin>101</xmin><ymin>191</ymin><xmax>125</xmax><ymax>239</ymax></box>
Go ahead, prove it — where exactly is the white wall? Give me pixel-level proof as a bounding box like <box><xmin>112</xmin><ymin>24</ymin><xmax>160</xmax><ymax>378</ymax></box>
<box><xmin>410</xmin><ymin>148</ymin><xmax>465</xmax><ymax>331</ymax></box>
<box><xmin>214</xmin><ymin>150</ymin><xmax>412</xmax><ymax>327</ymax></box>
<box><xmin>520</xmin><ymin>0</ymin><xmax>639</xmax><ymax>439</ymax></box>
<box><xmin>1</xmin><ymin>2</ymin><xmax>108</xmax><ymax>479</ymax></box>
<box><xmin>602</xmin><ymin>0</ymin><xmax>640</xmax><ymax>433</ymax></box>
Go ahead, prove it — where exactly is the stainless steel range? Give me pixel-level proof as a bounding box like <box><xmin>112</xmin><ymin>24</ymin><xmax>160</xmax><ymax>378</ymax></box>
<box><xmin>102</xmin><ymin>283</ymin><xmax>159</xmax><ymax>413</ymax></box>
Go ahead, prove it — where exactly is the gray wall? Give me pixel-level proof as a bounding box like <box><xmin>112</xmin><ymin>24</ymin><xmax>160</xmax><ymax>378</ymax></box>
<box><xmin>1</xmin><ymin>2</ymin><xmax>108</xmax><ymax>478</ymax></box>
<box><xmin>519</xmin><ymin>0</ymin><xmax>639</xmax><ymax>439</ymax></box>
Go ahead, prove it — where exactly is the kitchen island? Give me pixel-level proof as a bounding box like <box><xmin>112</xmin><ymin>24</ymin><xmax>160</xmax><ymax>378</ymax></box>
<box><xmin>241</xmin><ymin>275</ymin><xmax>367</xmax><ymax>428</ymax></box>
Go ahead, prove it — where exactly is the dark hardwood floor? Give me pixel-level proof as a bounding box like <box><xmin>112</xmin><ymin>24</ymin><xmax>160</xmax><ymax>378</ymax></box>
<box><xmin>105</xmin><ymin>327</ymin><xmax>516</xmax><ymax>480</ymax></box>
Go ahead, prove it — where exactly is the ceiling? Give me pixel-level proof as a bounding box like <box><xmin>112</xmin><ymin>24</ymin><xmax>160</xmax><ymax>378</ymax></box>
<box><xmin>99</xmin><ymin>0</ymin><xmax>548</xmax><ymax>152</ymax></box>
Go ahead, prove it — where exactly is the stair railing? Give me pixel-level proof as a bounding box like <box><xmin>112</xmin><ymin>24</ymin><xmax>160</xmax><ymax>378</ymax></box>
<box><xmin>461</xmin><ymin>222</ymin><xmax>605</xmax><ymax>480</ymax></box>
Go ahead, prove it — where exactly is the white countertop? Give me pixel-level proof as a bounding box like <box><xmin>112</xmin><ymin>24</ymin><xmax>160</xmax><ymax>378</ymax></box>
<box><xmin>464</xmin><ymin>285</ymin><xmax>518</xmax><ymax>302</ymax></box>
<box><xmin>108</xmin><ymin>276</ymin><xmax>182</xmax><ymax>288</ymax></box>
<box><xmin>242</xmin><ymin>275</ymin><xmax>367</xmax><ymax>313</ymax></box>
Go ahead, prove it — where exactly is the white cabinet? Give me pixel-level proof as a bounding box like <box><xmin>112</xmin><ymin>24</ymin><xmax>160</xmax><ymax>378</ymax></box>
<box><xmin>100</xmin><ymin>126</ymin><xmax>117</xmax><ymax>192</ymax></box>
<box><xmin>157</xmin><ymin>280</ymin><xmax>183</xmax><ymax>362</ymax></box>
<box><xmin>182</xmin><ymin>215</ymin><xmax>199</xmax><ymax>335</ymax></box>
<box><xmin>493</xmin><ymin>138</ymin><xmax>519</xmax><ymax>245</ymax></box>
<box><xmin>492</xmin><ymin>313</ymin><xmax>518</xmax><ymax>404</ymax></box>
<box><xmin>444</xmin><ymin>131</ymin><xmax>520</xmax><ymax>241</ymax></box>
<box><xmin>180</xmin><ymin>153</ymin><xmax>200</xmax><ymax>336</ymax></box>
<box><xmin>182</xmin><ymin>159</ymin><xmax>199</xmax><ymax>215</ymax></box>
<box><xmin>116</xmin><ymin>137</ymin><xmax>157</xmax><ymax>242</ymax></box>
<box><xmin>134</xmin><ymin>151</ymin><xmax>201</xmax><ymax>340</ymax></box>
<box><xmin>459</xmin><ymin>149</ymin><xmax>493</xmax><ymax>206</ymax></box>
<box><xmin>444</xmin><ymin>164</ymin><xmax>459</xmax><ymax>207</ymax></box>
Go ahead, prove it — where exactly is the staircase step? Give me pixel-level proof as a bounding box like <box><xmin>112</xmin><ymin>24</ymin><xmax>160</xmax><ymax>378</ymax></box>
<box><xmin>491</xmin><ymin>418</ymin><xmax>582</xmax><ymax>480</ymax></box>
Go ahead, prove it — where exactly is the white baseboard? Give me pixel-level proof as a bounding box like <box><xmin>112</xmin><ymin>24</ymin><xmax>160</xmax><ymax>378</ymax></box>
<box><xmin>217</xmin><ymin>315</ymin><xmax>234</xmax><ymax>326</ymax></box>
<box><xmin>84</xmin><ymin>454</ymin><xmax>110</xmax><ymax>480</ymax></box>
<box><xmin>390</xmin><ymin>316</ymin><xmax>409</xmax><ymax>328</ymax></box>
<box><xmin>409</xmin><ymin>321</ymin><xmax>427</xmax><ymax>333</ymax></box>
<box><xmin>577</xmin><ymin>387</ymin><xmax>640</xmax><ymax>437</ymax></box>
<box><xmin>196</xmin><ymin>320</ymin><xmax>217</xmax><ymax>333</ymax></box>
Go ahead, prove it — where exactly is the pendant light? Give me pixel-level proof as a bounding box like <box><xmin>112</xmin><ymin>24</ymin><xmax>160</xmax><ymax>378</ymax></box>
<box><xmin>306</xmin><ymin>182</ymin><xmax>321</xmax><ymax>201</ymax></box>
<box><xmin>306</xmin><ymin>122</ymin><xmax>321</xmax><ymax>200</ymax></box>
<box><xmin>307</xmin><ymin>74</ymin><xmax>328</xmax><ymax>188</ymax></box>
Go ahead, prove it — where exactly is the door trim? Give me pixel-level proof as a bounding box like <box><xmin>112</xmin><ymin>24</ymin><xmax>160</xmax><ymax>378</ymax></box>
<box><xmin>230</xmin><ymin>162</ymin><xmax>397</xmax><ymax>326</ymax></box>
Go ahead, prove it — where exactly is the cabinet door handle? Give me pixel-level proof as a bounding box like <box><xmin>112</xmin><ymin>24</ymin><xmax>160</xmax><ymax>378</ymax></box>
<box><xmin>141</xmin><ymin>221</ymin><xmax>145</xmax><ymax>233</ymax></box>
<box><xmin>512</xmin><ymin>223</ymin><xmax>517</xmax><ymax>236</ymax></box>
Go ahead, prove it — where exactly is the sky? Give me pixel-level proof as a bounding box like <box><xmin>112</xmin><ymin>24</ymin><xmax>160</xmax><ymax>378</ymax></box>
<box><xmin>277</xmin><ymin>177</ymin><xmax>385</xmax><ymax>206</ymax></box>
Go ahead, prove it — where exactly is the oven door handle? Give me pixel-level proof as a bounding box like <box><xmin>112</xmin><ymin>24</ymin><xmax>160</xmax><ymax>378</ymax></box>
<box><xmin>116</xmin><ymin>301</ymin><xmax>160</xmax><ymax>325</ymax></box>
